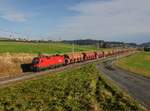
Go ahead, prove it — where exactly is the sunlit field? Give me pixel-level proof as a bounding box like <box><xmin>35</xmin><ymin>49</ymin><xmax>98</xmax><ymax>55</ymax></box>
<box><xmin>0</xmin><ymin>41</ymin><xmax>106</xmax><ymax>54</ymax></box>
<box><xmin>115</xmin><ymin>52</ymin><xmax>150</xmax><ymax>78</ymax></box>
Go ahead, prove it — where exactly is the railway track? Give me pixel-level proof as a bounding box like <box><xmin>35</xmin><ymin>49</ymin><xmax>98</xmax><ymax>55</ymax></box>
<box><xmin>0</xmin><ymin>52</ymin><xmax>135</xmax><ymax>86</ymax></box>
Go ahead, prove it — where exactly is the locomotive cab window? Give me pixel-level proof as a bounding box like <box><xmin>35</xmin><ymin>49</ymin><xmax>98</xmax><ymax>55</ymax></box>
<box><xmin>32</xmin><ymin>59</ymin><xmax>39</xmax><ymax>64</ymax></box>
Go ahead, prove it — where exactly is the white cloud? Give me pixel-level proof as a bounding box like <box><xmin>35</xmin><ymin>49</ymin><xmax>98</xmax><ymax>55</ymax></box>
<box><xmin>0</xmin><ymin>1</ymin><xmax>28</xmax><ymax>22</ymax></box>
<box><xmin>49</xmin><ymin>0</ymin><xmax>150</xmax><ymax>42</ymax></box>
<box><xmin>1</xmin><ymin>11</ymin><xmax>28</xmax><ymax>22</ymax></box>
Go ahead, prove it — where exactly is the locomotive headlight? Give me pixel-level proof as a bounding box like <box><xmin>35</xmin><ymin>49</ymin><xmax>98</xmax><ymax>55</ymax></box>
<box><xmin>58</xmin><ymin>59</ymin><xmax>62</xmax><ymax>62</ymax></box>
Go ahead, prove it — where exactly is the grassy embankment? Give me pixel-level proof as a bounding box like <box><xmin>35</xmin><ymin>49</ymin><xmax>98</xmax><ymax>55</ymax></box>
<box><xmin>0</xmin><ymin>64</ymin><xmax>146</xmax><ymax>111</ymax></box>
<box><xmin>115</xmin><ymin>52</ymin><xmax>150</xmax><ymax>78</ymax></box>
<box><xmin>0</xmin><ymin>53</ymin><xmax>35</xmax><ymax>77</ymax></box>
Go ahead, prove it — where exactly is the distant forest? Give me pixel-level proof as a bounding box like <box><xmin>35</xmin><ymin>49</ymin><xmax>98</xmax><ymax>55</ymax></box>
<box><xmin>63</xmin><ymin>39</ymin><xmax>138</xmax><ymax>48</ymax></box>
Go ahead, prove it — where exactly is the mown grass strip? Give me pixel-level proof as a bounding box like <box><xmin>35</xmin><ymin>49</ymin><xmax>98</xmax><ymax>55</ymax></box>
<box><xmin>115</xmin><ymin>52</ymin><xmax>150</xmax><ymax>78</ymax></box>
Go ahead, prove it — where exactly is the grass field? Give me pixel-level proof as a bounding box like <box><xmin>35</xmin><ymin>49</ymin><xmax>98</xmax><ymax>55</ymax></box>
<box><xmin>0</xmin><ymin>41</ymin><xmax>105</xmax><ymax>54</ymax></box>
<box><xmin>115</xmin><ymin>52</ymin><xmax>150</xmax><ymax>78</ymax></box>
<box><xmin>0</xmin><ymin>64</ymin><xmax>145</xmax><ymax>111</ymax></box>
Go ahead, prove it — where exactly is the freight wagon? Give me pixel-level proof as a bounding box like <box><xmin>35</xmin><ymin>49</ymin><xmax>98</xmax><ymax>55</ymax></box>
<box><xmin>64</xmin><ymin>53</ymin><xmax>84</xmax><ymax>64</ymax></box>
<box><xmin>82</xmin><ymin>52</ymin><xmax>97</xmax><ymax>60</ymax></box>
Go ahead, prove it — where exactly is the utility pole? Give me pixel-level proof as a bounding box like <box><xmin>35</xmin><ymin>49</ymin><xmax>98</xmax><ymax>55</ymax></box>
<box><xmin>59</xmin><ymin>37</ymin><xmax>61</xmax><ymax>42</ymax></box>
<box><xmin>49</xmin><ymin>38</ymin><xmax>51</xmax><ymax>52</ymax></box>
<box><xmin>72</xmin><ymin>41</ymin><xmax>74</xmax><ymax>55</ymax></box>
<box><xmin>97</xmin><ymin>41</ymin><xmax>99</xmax><ymax>51</ymax></box>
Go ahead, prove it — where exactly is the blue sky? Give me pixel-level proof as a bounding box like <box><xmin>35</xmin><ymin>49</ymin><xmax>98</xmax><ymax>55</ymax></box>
<box><xmin>0</xmin><ymin>0</ymin><xmax>150</xmax><ymax>43</ymax></box>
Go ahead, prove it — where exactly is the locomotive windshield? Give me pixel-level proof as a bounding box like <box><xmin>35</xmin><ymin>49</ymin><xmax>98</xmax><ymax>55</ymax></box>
<box><xmin>32</xmin><ymin>58</ymin><xmax>39</xmax><ymax>64</ymax></box>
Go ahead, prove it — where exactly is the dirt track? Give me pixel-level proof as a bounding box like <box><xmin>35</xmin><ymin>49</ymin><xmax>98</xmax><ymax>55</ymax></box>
<box><xmin>97</xmin><ymin>59</ymin><xmax>150</xmax><ymax>109</ymax></box>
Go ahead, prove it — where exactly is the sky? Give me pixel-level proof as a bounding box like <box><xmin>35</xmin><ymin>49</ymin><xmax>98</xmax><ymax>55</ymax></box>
<box><xmin>0</xmin><ymin>0</ymin><xmax>150</xmax><ymax>43</ymax></box>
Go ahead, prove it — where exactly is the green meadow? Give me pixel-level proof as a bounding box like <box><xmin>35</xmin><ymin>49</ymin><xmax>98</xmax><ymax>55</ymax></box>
<box><xmin>0</xmin><ymin>41</ymin><xmax>105</xmax><ymax>54</ymax></box>
<box><xmin>115</xmin><ymin>52</ymin><xmax>150</xmax><ymax>78</ymax></box>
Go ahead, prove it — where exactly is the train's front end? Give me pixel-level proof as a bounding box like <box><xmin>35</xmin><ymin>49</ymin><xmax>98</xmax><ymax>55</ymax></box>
<box><xmin>31</xmin><ymin>57</ymin><xmax>41</xmax><ymax>72</ymax></box>
<box><xmin>31</xmin><ymin>55</ymin><xmax>66</xmax><ymax>72</ymax></box>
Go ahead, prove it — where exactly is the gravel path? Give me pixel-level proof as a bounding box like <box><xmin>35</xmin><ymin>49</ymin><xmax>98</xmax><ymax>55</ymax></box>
<box><xmin>97</xmin><ymin>59</ymin><xmax>150</xmax><ymax>109</ymax></box>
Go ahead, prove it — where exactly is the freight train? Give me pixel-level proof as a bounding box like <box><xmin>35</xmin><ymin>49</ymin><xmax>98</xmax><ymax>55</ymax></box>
<box><xmin>31</xmin><ymin>48</ymin><xmax>134</xmax><ymax>72</ymax></box>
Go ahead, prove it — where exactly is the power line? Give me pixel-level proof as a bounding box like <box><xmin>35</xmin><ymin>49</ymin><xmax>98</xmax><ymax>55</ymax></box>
<box><xmin>0</xmin><ymin>28</ymin><xmax>28</xmax><ymax>39</ymax></box>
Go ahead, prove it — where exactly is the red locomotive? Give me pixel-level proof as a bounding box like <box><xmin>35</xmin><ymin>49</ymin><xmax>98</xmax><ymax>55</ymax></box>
<box><xmin>31</xmin><ymin>48</ymin><xmax>135</xmax><ymax>72</ymax></box>
<box><xmin>31</xmin><ymin>55</ymin><xmax>66</xmax><ymax>71</ymax></box>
